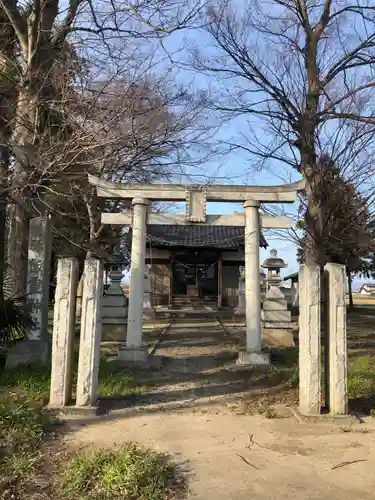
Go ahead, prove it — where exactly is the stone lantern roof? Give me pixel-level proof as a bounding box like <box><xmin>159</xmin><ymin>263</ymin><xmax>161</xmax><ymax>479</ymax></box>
<box><xmin>262</xmin><ymin>249</ymin><xmax>287</xmax><ymax>270</ymax></box>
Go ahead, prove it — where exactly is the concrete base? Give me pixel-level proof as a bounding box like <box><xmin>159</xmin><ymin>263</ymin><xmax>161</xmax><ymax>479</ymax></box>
<box><xmin>236</xmin><ymin>350</ymin><xmax>270</xmax><ymax>367</ymax></box>
<box><xmin>117</xmin><ymin>345</ymin><xmax>148</xmax><ymax>363</ymax></box>
<box><xmin>262</xmin><ymin>328</ymin><xmax>295</xmax><ymax>347</ymax></box>
<box><xmin>5</xmin><ymin>339</ymin><xmax>50</xmax><ymax>369</ymax></box>
<box><xmin>50</xmin><ymin>404</ymin><xmax>100</xmax><ymax>417</ymax></box>
<box><xmin>290</xmin><ymin>406</ymin><xmax>352</xmax><ymax>423</ymax></box>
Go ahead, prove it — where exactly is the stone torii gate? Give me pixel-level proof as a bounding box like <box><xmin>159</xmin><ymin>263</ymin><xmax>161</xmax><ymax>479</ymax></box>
<box><xmin>88</xmin><ymin>175</ymin><xmax>305</xmax><ymax>365</ymax></box>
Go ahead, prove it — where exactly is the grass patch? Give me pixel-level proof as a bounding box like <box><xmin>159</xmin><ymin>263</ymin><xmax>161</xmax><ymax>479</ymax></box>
<box><xmin>0</xmin><ymin>396</ymin><xmax>54</xmax><ymax>478</ymax></box>
<box><xmin>0</xmin><ymin>352</ymin><xmax>144</xmax><ymax>402</ymax></box>
<box><xmin>98</xmin><ymin>360</ymin><xmax>144</xmax><ymax>397</ymax></box>
<box><xmin>59</xmin><ymin>443</ymin><xmax>184</xmax><ymax>500</ymax></box>
<box><xmin>348</xmin><ymin>354</ymin><xmax>375</xmax><ymax>397</ymax></box>
<box><xmin>268</xmin><ymin>347</ymin><xmax>299</xmax><ymax>388</ymax></box>
<box><xmin>0</xmin><ymin>363</ymin><xmax>51</xmax><ymax>403</ymax></box>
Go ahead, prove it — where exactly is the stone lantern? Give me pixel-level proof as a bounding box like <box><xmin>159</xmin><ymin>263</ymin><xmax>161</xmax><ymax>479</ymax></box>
<box><xmin>261</xmin><ymin>249</ymin><xmax>295</xmax><ymax>346</ymax></box>
<box><xmin>101</xmin><ymin>249</ymin><xmax>128</xmax><ymax>342</ymax></box>
<box><xmin>262</xmin><ymin>249</ymin><xmax>287</xmax><ymax>290</ymax></box>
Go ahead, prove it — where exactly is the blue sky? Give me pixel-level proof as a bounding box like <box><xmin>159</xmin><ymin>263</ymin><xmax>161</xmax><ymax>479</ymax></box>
<box><xmin>123</xmin><ymin>14</ymin><xmax>373</xmax><ymax>288</ymax></box>
<box><xmin>154</xmin><ymin>28</ymin><xmax>302</xmax><ymax>277</ymax></box>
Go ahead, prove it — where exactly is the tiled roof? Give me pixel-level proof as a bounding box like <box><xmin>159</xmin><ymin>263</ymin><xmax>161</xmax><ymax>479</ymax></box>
<box><xmin>146</xmin><ymin>225</ymin><xmax>267</xmax><ymax>249</ymax></box>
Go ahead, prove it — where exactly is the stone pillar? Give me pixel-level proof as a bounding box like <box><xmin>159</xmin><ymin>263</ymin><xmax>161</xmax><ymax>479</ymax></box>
<box><xmin>143</xmin><ymin>264</ymin><xmax>155</xmax><ymax>320</ymax></box>
<box><xmin>27</xmin><ymin>216</ymin><xmax>53</xmax><ymax>341</ymax></box>
<box><xmin>237</xmin><ymin>200</ymin><xmax>269</xmax><ymax>366</ymax></box>
<box><xmin>49</xmin><ymin>258</ymin><xmax>78</xmax><ymax>407</ymax></box>
<box><xmin>299</xmin><ymin>265</ymin><xmax>321</xmax><ymax>415</ymax></box>
<box><xmin>76</xmin><ymin>258</ymin><xmax>103</xmax><ymax>407</ymax></box>
<box><xmin>234</xmin><ymin>266</ymin><xmax>245</xmax><ymax>315</ymax></box>
<box><xmin>324</xmin><ymin>263</ymin><xmax>348</xmax><ymax>415</ymax></box>
<box><xmin>6</xmin><ymin>216</ymin><xmax>52</xmax><ymax>368</ymax></box>
<box><xmin>118</xmin><ymin>197</ymin><xmax>149</xmax><ymax>362</ymax></box>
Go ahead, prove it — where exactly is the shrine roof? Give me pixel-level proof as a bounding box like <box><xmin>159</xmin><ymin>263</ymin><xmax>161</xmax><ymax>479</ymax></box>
<box><xmin>146</xmin><ymin>225</ymin><xmax>267</xmax><ymax>250</ymax></box>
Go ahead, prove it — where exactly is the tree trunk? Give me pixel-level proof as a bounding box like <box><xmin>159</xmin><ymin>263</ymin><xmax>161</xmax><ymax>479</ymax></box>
<box><xmin>0</xmin><ymin>144</ymin><xmax>9</xmax><ymax>302</ymax></box>
<box><xmin>6</xmin><ymin>85</ymin><xmax>38</xmax><ymax>298</ymax></box>
<box><xmin>347</xmin><ymin>270</ymin><xmax>354</xmax><ymax>310</ymax></box>
<box><xmin>6</xmin><ymin>203</ymin><xmax>29</xmax><ymax>297</ymax></box>
<box><xmin>301</xmin><ymin>30</ymin><xmax>321</xmax><ymax>267</ymax></box>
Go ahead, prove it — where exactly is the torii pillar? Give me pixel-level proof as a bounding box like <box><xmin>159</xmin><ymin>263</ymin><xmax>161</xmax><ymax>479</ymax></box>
<box><xmin>238</xmin><ymin>200</ymin><xmax>266</xmax><ymax>364</ymax></box>
<box><xmin>117</xmin><ymin>197</ymin><xmax>149</xmax><ymax>362</ymax></box>
<box><xmin>88</xmin><ymin>175</ymin><xmax>305</xmax><ymax>366</ymax></box>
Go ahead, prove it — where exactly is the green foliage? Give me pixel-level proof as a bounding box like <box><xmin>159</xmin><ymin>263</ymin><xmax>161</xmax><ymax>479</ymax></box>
<box><xmin>59</xmin><ymin>443</ymin><xmax>182</xmax><ymax>500</ymax></box>
<box><xmin>297</xmin><ymin>154</ymin><xmax>375</xmax><ymax>271</ymax></box>
<box><xmin>1</xmin><ymin>450</ymin><xmax>41</xmax><ymax>477</ymax></box>
<box><xmin>0</xmin><ymin>296</ymin><xmax>34</xmax><ymax>349</ymax></box>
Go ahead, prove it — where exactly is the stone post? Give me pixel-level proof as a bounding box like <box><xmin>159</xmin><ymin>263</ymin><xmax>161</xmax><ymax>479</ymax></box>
<box><xmin>49</xmin><ymin>258</ymin><xmax>78</xmax><ymax>407</ymax></box>
<box><xmin>118</xmin><ymin>198</ymin><xmax>149</xmax><ymax>362</ymax></box>
<box><xmin>27</xmin><ymin>216</ymin><xmax>53</xmax><ymax>340</ymax></box>
<box><xmin>324</xmin><ymin>263</ymin><xmax>348</xmax><ymax>415</ymax></box>
<box><xmin>299</xmin><ymin>265</ymin><xmax>321</xmax><ymax>415</ymax></box>
<box><xmin>234</xmin><ymin>266</ymin><xmax>245</xmax><ymax>315</ymax></box>
<box><xmin>237</xmin><ymin>200</ymin><xmax>269</xmax><ymax>366</ymax></box>
<box><xmin>76</xmin><ymin>258</ymin><xmax>103</xmax><ymax>407</ymax></box>
<box><xmin>6</xmin><ymin>216</ymin><xmax>52</xmax><ymax>368</ymax></box>
<box><xmin>143</xmin><ymin>264</ymin><xmax>155</xmax><ymax>320</ymax></box>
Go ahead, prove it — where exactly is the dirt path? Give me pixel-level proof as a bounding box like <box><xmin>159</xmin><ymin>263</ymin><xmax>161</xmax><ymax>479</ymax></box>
<box><xmin>64</xmin><ymin>322</ymin><xmax>375</xmax><ymax>499</ymax></box>
<box><xmin>66</xmin><ymin>409</ymin><xmax>375</xmax><ymax>500</ymax></box>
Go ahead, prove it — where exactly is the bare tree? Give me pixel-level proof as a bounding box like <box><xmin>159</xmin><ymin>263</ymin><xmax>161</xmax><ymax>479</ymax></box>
<box><xmin>188</xmin><ymin>0</ymin><xmax>375</xmax><ymax>265</ymax></box>
<box><xmin>0</xmin><ymin>0</ymin><xmax>208</xmax><ymax>295</ymax></box>
<box><xmin>36</xmin><ymin>75</ymin><xmax>209</xmax><ymax>267</ymax></box>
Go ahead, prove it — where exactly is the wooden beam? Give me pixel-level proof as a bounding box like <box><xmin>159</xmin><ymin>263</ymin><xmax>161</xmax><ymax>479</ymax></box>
<box><xmin>218</xmin><ymin>253</ymin><xmax>223</xmax><ymax>309</ymax></box>
<box><xmin>169</xmin><ymin>251</ymin><xmax>174</xmax><ymax>309</ymax></box>
<box><xmin>101</xmin><ymin>212</ymin><xmax>292</xmax><ymax>229</ymax></box>
<box><xmin>89</xmin><ymin>174</ymin><xmax>305</xmax><ymax>203</ymax></box>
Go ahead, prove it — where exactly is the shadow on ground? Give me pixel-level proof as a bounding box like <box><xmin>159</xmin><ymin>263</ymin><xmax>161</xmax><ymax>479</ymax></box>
<box><xmin>95</xmin><ymin>323</ymin><xmax>298</xmax><ymax>415</ymax></box>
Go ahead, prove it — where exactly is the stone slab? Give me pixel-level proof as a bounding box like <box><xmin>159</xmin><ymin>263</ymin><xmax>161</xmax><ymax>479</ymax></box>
<box><xmin>262</xmin><ymin>298</ymin><xmax>288</xmax><ymax>311</ymax></box>
<box><xmin>236</xmin><ymin>350</ymin><xmax>270</xmax><ymax>367</ymax></box>
<box><xmin>102</xmin><ymin>306</ymin><xmax>128</xmax><ymax>317</ymax></box>
<box><xmin>261</xmin><ymin>310</ymin><xmax>291</xmax><ymax>322</ymax></box>
<box><xmin>52</xmin><ymin>404</ymin><xmax>100</xmax><ymax>417</ymax></box>
<box><xmin>117</xmin><ymin>345</ymin><xmax>148</xmax><ymax>363</ymax></box>
<box><xmin>290</xmin><ymin>406</ymin><xmax>357</xmax><ymax>424</ymax></box>
<box><xmin>102</xmin><ymin>295</ymin><xmax>127</xmax><ymax>308</ymax></box>
<box><xmin>262</xmin><ymin>321</ymin><xmax>293</xmax><ymax>329</ymax></box>
<box><xmin>6</xmin><ymin>339</ymin><xmax>50</xmax><ymax>369</ymax></box>
<box><xmin>262</xmin><ymin>328</ymin><xmax>295</xmax><ymax>347</ymax></box>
